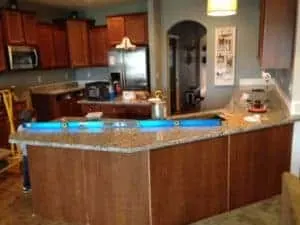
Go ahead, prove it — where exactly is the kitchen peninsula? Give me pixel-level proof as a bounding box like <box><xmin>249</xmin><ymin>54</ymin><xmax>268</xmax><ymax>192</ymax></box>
<box><xmin>10</xmin><ymin>88</ymin><xmax>298</xmax><ymax>225</ymax></box>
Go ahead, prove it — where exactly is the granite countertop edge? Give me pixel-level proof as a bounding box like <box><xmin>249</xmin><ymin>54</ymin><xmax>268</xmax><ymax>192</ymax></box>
<box><xmin>31</xmin><ymin>87</ymin><xmax>85</xmax><ymax>95</ymax></box>
<box><xmin>9</xmin><ymin>118</ymin><xmax>297</xmax><ymax>154</ymax></box>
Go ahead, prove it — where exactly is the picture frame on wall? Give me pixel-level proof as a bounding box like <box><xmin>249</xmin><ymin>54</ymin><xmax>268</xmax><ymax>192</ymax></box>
<box><xmin>214</xmin><ymin>26</ymin><xmax>236</xmax><ymax>86</ymax></box>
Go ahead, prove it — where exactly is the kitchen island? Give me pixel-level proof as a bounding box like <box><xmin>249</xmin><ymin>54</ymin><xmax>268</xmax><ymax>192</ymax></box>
<box><xmin>9</xmin><ymin>87</ymin><xmax>299</xmax><ymax>225</ymax></box>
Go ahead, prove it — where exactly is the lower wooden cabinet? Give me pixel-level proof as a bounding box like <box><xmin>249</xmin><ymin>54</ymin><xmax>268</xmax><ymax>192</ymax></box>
<box><xmin>150</xmin><ymin>137</ymin><xmax>229</xmax><ymax>225</ymax></box>
<box><xmin>81</xmin><ymin>103</ymin><xmax>151</xmax><ymax>119</ymax></box>
<box><xmin>229</xmin><ymin>124</ymin><xmax>293</xmax><ymax>209</ymax></box>
<box><xmin>32</xmin><ymin>91</ymin><xmax>84</xmax><ymax>121</ymax></box>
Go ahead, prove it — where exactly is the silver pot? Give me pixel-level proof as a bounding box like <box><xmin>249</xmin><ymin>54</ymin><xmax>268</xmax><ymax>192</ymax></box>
<box><xmin>149</xmin><ymin>99</ymin><xmax>167</xmax><ymax>120</ymax></box>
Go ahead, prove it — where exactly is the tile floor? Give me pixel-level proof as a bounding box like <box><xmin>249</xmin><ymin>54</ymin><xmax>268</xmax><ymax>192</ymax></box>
<box><xmin>0</xmin><ymin>170</ymin><xmax>281</xmax><ymax>225</ymax></box>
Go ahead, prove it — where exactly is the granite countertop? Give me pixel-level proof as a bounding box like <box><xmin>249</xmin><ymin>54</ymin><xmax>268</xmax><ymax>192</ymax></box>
<box><xmin>30</xmin><ymin>82</ymin><xmax>84</xmax><ymax>95</ymax></box>
<box><xmin>9</xmin><ymin>86</ymin><xmax>300</xmax><ymax>153</ymax></box>
<box><xmin>78</xmin><ymin>97</ymin><xmax>151</xmax><ymax>106</ymax></box>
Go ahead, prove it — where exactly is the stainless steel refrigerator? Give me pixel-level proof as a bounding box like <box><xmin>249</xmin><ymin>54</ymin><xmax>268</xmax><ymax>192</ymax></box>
<box><xmin>108</xmin><ymin>47</ymin><xmax>150</xmax><ymax>90</ymax></box>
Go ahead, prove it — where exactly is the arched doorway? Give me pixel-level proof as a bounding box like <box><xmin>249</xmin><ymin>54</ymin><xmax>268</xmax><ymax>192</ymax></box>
<box><xmin>168</xmin><ymin>21</ymin><xmax>207</xmax><ymax>115</ymax></box>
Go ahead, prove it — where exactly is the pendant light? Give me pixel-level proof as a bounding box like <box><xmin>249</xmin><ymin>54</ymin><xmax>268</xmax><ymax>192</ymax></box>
<box><xmin>207</xmin><ymin>0</ymin><xmax>237</xmax><ymax>16</ymax></box>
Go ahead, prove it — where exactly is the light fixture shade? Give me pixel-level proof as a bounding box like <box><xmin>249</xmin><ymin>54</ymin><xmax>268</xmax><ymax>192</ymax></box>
<box><xmin>116</xmin><ymin>36</ymin><xmax>136</xmax><ymax>50</ymax></box>
<box><xmin>207</xmin><ymin>0</ymin><xmax>237</xmax><ymax>16</ymax></box>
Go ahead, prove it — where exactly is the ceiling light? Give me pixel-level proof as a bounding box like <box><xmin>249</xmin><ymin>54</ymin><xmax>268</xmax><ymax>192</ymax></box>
<box><xmin>207</xmin><ymin>0</ymin><xmax>237</xmax><ymax>16</ymax></box>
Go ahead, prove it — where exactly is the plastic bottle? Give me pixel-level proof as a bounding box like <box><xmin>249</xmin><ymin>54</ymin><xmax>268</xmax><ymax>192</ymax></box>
<box><xmin>108</xmin><ymin>83</ymin><xmax>115</xmax><ymax>100</ymax></box>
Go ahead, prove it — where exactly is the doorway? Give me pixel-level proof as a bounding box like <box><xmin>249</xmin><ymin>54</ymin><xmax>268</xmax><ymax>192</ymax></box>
<box><xmin>168</xmin><ymin>21</ymin><xmax>207</xmax><ymax>115</ymax></box>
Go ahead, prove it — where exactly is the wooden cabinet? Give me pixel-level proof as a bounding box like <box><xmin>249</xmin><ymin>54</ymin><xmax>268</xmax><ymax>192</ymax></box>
<box><xmin>81</xmin><ymin>103</ymin><xmax>151</xmax><ymax>119</ymax></box>
<box><xmin>125</xmin><ymin>14</ymin><xmax>148</xmax><ymax>45</ymax></box>
<box><xmin>0</xmin><ymin>101</ymin><xmax>26</xmax><ymax>149</ymax></box>
<box><xmin>107</xmin><ymin>13</ymin><xmax>148</xmax><ymax>46</ymax></box>
<box><xmin>32</xmin><ymin>90</ymin><xmax>84</xmax><ymax>121</ymax></box>
<box><xmin>37</xmin><ymin>24</ymin><xmax>55</xmax><ymax>69</ymax></box>
<box><xmin>53</xmin><ymin>26</ymin><xmax>69</xmax><ymax>68</ymax></box>
<box><xmin>22</xmin><ymin>13</ymin><xmax>37</xmax><ymax>45</ymax></box>
<box><xmin>0</xmin><ymin>23</ymin><xmax>6</xmax><ymax>72</ymax></box>
<box><xmin>229</xmin><ymin>124</ymin><xmax>293</xmax><ymax>210</ymax></box>
<box><xmin>259</xmin><ymin>0</ymin><xmax>297</xmax><ymax>69</ymax></box>
<box><xmin>107</xmin><ymin>16</ymin><xmax>125</xmax><ymax>46</ymax></box>
<box><xmin>66</xmin><ymin>20</ymin><xmax>90</xmax><ymax>68</ymax></box>
<box><xmin>150</xmin><ymin>137</ymin><xmax>228</xmax><ymax>225</ymax></box>
<box><xmin>89</xmin><ymin>26</ymin><xmax>108</xmax><ymax>66</ymax></box>
<box><xmin>2</xmin><ymin>10</ymin><xmax>25</xmax><ymax>45</ymax></box>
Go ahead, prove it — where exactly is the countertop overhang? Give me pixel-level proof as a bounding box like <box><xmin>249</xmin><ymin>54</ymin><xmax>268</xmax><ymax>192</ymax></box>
<box><xmin>9</xmin><ymin>87</ymin><xmax>300</xmax><ymax>153</ymax></box>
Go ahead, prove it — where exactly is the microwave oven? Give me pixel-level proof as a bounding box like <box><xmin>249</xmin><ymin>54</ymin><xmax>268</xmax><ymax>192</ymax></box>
<box><xmin>85</xmin><ymin>81</ymin><xmax>110</xmax><ymax>101</ymax></box>
<box><xmin>8</xmin><ymin>45</ymin><xmax>38</xmax><ymax>70</ymax></box>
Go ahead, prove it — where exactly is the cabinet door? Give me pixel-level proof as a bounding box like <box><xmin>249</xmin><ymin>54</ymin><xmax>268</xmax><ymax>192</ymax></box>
<box><xmin>0</xmin><ymin>23</ymin><xmax>7</xmax><ymax>72</ymax></box>
<box><xmin>22</xmin><ymin>13</ymin><xmax>37</xmax><ymax>45</ymax></box>
<box><xmin>2</xmin><ymin>10</ymin><xmax>25</xmax><ymax>45</ymax></box>
<box><xmin>0</xmin><ymin>116</ymin><xmax>10</xmax><ymax>149</ymax></box>
<box><xmin>259</xmin><ymin>0</ymin><xmax>297</xmax><ymax>69</ymax></box>
<box><xmin>151</xmin><ymin>137</ymin><xmax>228</xmax><ymax>225</ymax></box>
<box><xmin>67</xmin><ymin>20</ymin><xmax>90</xmax><ymax>68</ymax></box>
<box><xmin>107</xmin><ymin>16</ymin><xmax>125</xmax><ymax>46</ymax></box>
<box><xmin>89</xmin><ymin>26</ymin><xmax>108</xmax><ymax>66</ymax></box>
<box><xmin>230</xmin><ymin>124</ymin><xmax>293</xmax><ymax>210</ymax></box>
<box><xmin>53</xmin><ymin>27</ymin><xmax>69</xmax><ymax>68</ymax></box>
<box><xmin>125</xmin><ymin>14</ymin><xmax>148</xmax><ymax>45</ymax></box>
<box><xmin>38</xmin><ymin>24</ymin><xmax>56</xmax><ymax>69</ymax></box>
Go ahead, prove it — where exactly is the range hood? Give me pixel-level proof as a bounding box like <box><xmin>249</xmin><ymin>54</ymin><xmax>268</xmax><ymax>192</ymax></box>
<box><xmin>116</xmin><ymin>36</ymin><xmax>136</xmax><ymax>50</ymax></box>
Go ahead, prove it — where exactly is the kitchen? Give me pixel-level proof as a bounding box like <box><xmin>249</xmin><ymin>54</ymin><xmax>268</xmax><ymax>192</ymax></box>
<box><xmin>1</xmin><ymin>0</ymin><xmax>300</xmax><ymax>225</ymax></box>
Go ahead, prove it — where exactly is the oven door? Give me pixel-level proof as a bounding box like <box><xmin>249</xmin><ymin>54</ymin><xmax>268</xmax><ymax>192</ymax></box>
<box><xmin>8</xmin><ymin>46</ymin><xmax>38</xmax><ymax>70</ymax></box>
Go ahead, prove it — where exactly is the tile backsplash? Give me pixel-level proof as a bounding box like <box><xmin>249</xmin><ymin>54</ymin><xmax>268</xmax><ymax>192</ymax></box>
<box><xmin>74</xmin><ymin>67</ymin><xmax>110</xmax><ymax>82</ymax></box>
<box><xmin>267</xmin><ymin>69</ymin><xmax>292</xmax><ymax>100</ymax></box>
<box><xmin>0</xmin><ymin>69</ymin><xmax>74</xmax><ymax>89</ymax></box>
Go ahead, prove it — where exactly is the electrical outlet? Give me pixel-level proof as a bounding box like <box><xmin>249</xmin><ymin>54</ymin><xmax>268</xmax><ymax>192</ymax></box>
<box><xmin>37</xmin><ymin>76</ymin><xmax>42</xmax><ymax>83</ymax></box>
<box><xmin>87</xmin><ymin>71</ymin><xmax>91</xmax><ymax>78</ymax></box>
<box><xmin>64</xmin><ymin>72</ymin><xmax>69</xmax><ymax>80</ymax></box>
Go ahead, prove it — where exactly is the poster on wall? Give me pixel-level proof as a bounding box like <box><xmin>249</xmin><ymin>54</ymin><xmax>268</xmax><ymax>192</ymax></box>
<box><xmin>214</xmin><ymin>26</ymin><xmax>236</xmax><ymax>86</ymax></box>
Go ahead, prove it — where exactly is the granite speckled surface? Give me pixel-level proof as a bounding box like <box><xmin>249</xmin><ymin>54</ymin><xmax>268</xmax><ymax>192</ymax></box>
<box><xmin>30</xmin><ymin>82</ymin><xmax>84</xmax><ymax>95</ymax></box>
<box><xmin>9</xmin><ymin>86</ymin><xmax>300</xmax><ymax>153</ymax></box>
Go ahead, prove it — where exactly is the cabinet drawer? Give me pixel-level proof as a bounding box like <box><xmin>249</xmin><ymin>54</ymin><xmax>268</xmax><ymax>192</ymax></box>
<box><xmin>101</xmin><ymin>104</ymin><xmax>127</xmax><ymax>118</ymax></box>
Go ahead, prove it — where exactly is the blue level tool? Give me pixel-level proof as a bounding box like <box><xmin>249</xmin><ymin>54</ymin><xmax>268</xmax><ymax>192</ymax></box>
<box><xmin>23</xmin><ymin>119</ymin><xmax>221</xmax><ymax>131</ymax></box>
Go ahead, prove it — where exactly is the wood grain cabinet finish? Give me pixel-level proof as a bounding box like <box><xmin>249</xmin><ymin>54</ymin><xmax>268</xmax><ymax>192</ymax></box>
<box><xmin>66</xmin><ymin>20</ymin><xmax>90</xmax><ymax>68</ymax></box>
<box><xmin>229</xmin><ymin>124</ymin><xmax>293</xmax><ymax>210</ymax></box>
<box><xmin>53</xmin><ymin>26</ymin><xmax>69</xmax><ymax>68</ymax></box>
<box><xmin>89</xmin><ymin>26</ymin><xmax>108</xmax><ymax>66</ymax></box>
<box><xmin>150</xmin><ymin>137</ymin><xmax>229</xmax><ymax>225</ymax></box>
<box><xmin>37</xmin><ymin>24</ymin><xmax>56</xmax><ymax>69</ymax></box>
<box><xmin>107</xmin><ymin>16</ymin><xmax>125</xmax><ymax>46</ymax></box>
<box><xmin>259</xmin><ymin>0</ymin><xmax>297</xmax><ymax>69</ymax></box>
<box><xmin>107</xmin><ymin>13</ymin><xmax>148</xmax><ymax>47</ymax></box>
<box><xmin>22</xmin><ymin>13</ymin><xmax>37</xmax><ymax>45</ymax></box>
<box><xmin>124</xmin><ymin>14</ymin><xmax>148</xmax><ymax>45</ymax></box>
<box><xmin>0</xmin><ymin>23</ymin><xmax>6</xmax><ymax>72</ymax></box>
<box><xmin>2</xmin><ymin>10</ymin><xmax>25</xmax><ymax>45</ymax></box>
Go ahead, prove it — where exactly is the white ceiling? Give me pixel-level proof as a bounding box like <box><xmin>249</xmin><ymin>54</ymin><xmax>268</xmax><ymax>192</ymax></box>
<box><xmin>22</xmin><ymin>0</ymin><xmax>143</xmax><ymax>8</ymax></box>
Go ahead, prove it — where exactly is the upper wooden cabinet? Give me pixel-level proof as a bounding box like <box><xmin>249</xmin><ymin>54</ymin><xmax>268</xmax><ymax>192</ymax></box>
<box><xmin>258</xmin><ymin>0</ymin><xmax>297</xmax><ymax>69</ymax></box>
<box><xmin>22</xmin><ymin>13</ymin><xmax>37</xmax><ymax>45</ymax></box>
<box><xmin>1</xmin><ymin>10</ymin><xmax>37</xmax><ymax>46</ymax></box>
<box><xmin>107</xmin><ymin>13</ymin><xmax>148</xmax><ymax>46</ymax></box>
<box><xmin>53</xmin><ymin>26</ymin><xmax>69</xmax><ymax>68</ymax></box>
<box><xmin>125</xmin><ymin>14</ymin><xmax>148</xmax><ymax>45</ymax></box>
<box><xmin>2</xmin><ymin>10</ymin><xmax>25</xmax><ymax>45</ymax></box>
<box><xmin>0</xmin><ymin>23</ymin><xmax>6</xmax><ymax>72</ymax></box>
<box><xmin>66</xmin><ymin>20</ymin><xmax>90</xmax><ymax>68</ymax></box>
<box><xmin>37</xmin><ymin>23</ymin><xmax>55</xmax><ymax>69</ymax></box>
<box><xmin>107</xmin><ymin>16</ymin><xmax>125</xmax><ymax>46</ymax></box>
<box><xmin>89</xmin><ymin>26</ymin><xmax>108</xmax><ymax>66</ymax></box>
